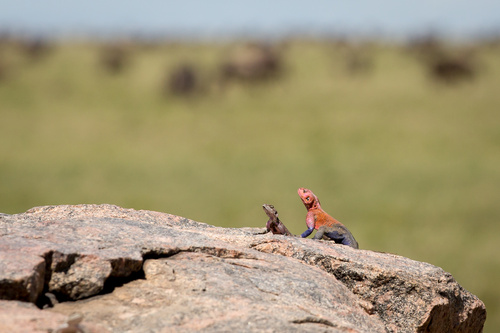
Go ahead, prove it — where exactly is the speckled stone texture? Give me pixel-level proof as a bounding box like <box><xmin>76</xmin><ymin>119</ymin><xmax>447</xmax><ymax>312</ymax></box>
<box><xmin>0</xmin><ymin>204</ymin><xmax>486</xmax><ymax>332</ymax></box>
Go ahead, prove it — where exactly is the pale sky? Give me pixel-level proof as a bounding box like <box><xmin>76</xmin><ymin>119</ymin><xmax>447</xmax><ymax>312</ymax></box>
<box><xmin>1</xmin><ymin>0</ymin><xmax>499</xmax><ymax>39</ymax></box>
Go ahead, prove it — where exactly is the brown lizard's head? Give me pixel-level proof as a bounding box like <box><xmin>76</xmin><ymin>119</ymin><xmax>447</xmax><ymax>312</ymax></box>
<box><xmin>297</xmin><ymin>187</ymin><xmax>320</xmax><ymax>209</ymax></box>
<box><xmin>262</xmin><ymin>204</ymin><xmax>278</xmax><ymax>219</ymax></box>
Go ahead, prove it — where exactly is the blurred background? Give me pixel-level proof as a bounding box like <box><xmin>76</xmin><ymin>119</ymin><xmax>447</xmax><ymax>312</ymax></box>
<box><xmin>1</xmin><ymin>1</ymin><xmax>499</xmax><ymax>330</ymax></box>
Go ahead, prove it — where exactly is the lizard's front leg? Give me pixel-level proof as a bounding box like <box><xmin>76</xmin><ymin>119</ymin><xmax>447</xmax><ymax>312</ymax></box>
<box><xmin>301</xmin><ymin>227</ymin><xmax>314</xmax><ymax>238</ymax></box>
<box><xmin>266</xmin><ymin>219</ymin><xmax>273</xmax><ymax>233</ymax></box>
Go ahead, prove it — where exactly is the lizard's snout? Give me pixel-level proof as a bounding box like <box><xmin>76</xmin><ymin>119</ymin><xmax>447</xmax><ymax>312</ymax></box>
<box><xmin>298</xmin><ymin>187</ymin><xmax>309</xmax><ymax>195</ymax></box>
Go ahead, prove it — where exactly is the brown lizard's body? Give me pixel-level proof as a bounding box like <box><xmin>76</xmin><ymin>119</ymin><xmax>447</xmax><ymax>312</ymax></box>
<box><xmin>262</xmin><ymin>204</ymin><xmax>293</xmax><ymax>236</ymax></box>
<box><xmin>298</xmin><ymin>188</ymin><xmax>358</xmax><ymax>249</ymax></box>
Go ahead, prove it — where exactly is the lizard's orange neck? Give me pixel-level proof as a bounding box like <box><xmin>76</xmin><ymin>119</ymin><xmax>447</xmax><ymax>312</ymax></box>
<box><xmin>305</xmin><ymin>200</ymin><xmax>321</xmax><ymax>211</ymax></box>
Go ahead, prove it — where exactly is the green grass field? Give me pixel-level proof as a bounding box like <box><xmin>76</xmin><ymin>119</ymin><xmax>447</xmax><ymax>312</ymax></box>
<box><xmin>1</xmin><ymin>39</ymin><xmax>499</xmax><ymax>331</ymax></box>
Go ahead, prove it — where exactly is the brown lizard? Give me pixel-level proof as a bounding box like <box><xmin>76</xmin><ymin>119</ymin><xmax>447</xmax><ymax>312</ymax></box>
<box><xmin>262</xmin><ymin>204</ymin><xmax>293</xmax><ymax>236</ymax></box>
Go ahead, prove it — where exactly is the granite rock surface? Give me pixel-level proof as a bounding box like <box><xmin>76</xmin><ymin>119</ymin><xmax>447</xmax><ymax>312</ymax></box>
<box><xmin>0</xmin><ymin>204</ymin><xmax>486</xmax><ymax>332</ymax></box>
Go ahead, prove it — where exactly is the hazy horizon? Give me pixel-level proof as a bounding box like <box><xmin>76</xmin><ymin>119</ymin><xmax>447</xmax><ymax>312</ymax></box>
<box><xmin>1</xmin><ymin>1</ymin><xmax>500</xmax><ymax>41</ymax></box>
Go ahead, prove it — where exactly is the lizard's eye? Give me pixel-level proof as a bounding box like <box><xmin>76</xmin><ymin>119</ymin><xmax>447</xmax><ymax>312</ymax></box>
<box><xmin>306</xmin><ymin>196</ymin><xmax>310</xmax><ymax>201</ymax></box>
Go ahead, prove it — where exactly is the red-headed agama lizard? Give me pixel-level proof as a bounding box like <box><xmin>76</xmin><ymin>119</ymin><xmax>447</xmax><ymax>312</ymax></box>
<box><xmin>298</xmin><ymin>187</ymin><xmax>359</xmax><ymax>249</ymax></box>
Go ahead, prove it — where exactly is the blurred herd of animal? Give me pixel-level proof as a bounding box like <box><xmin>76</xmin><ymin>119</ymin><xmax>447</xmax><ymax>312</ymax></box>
<box><xmin>1</xmin><ymin>32</ymin><xmax>499</xmax><ymax>97</ymax></box>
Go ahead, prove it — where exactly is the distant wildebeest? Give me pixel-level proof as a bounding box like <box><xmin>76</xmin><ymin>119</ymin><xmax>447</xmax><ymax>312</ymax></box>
<box><xmin>165</xmin><ymin>64</ymin><xmax>199</xmax><ymax>96</ymax></box>
<box><xmin>407</xmin><ymin>36</ymin><xmax>477</xmax><ymax>84</ymax></box>
<box><xmin>430</xmin><ymin>56</ymin><xmax>475</xmax><ymax>83</ymax></box>
<box><xmin>220</xmin><ymin>42</ymin><xmax>282</xmax><ymax>83</ymax></box>
<box><xmin>18</xmin><ymin>38</ymin><xmax>51</xmax><ymax>61</ymax></box>
<box><xmin>99</xmin><ymin>43</ymin><xmax>130</xmax><ymax>73</ymax></box>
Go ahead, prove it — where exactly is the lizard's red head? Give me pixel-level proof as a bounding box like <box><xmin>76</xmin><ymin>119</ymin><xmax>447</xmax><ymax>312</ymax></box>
<box><xmin>297</xmin><ymin>187</ymin><xmax>320</xmax><ymax>209</ymax></box>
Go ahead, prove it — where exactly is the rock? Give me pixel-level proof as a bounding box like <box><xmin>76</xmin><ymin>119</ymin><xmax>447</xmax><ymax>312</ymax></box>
<box><xmin>0</xmin><ymin>204</ymin><xmax>486</xmax><ymax>332</ymax></box>
<box><xmin>52</xmin><ymin>251</ymin><xmax>386</xmax><ymax>332</ymax></box>
<box><xmin>49</xmin><ymin>254</ymin><xmax>112</xmax><ymax>300</ymax></box>
<box><xmin>0</xmin><ymin>301</ymin><xmax>108</xmax><ymax>333</ymax></box>
<box><xmin>0</xmin><ymin>250</ymin><xmax>45</xmax><ymax>303</ymax></box>
<box><xmin>53</xmin><ymin>312</ymin><xmax>84</xmax><ymax>333</ymax></box>
<box><xmin>252</xmin><ymin>239</ymin><xmax>487</xmax><ymax>332</ymax></box>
